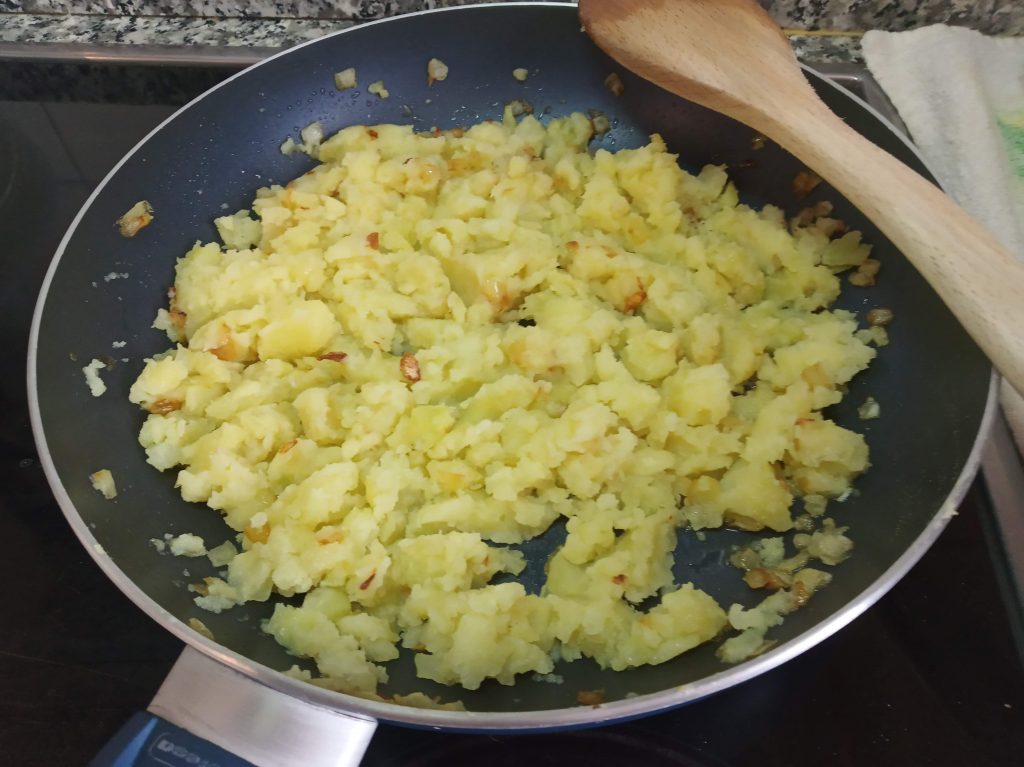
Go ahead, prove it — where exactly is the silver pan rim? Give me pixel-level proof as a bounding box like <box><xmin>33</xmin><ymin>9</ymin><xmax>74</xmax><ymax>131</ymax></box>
<box><xmin>27</xmin><ymin>1</ymin><xmax>999</xmax><ymax>731</ymax></box>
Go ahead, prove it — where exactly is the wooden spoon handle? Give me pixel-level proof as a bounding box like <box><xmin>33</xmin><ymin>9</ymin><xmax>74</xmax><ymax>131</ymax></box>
<box><xmin>763</xmin><ymin>102</ymin><xmax>1024</xmax><ymax>393</ymax></box>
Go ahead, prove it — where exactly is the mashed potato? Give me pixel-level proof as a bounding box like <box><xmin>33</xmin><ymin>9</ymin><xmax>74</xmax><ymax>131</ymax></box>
<box><xmin>129</xmin><ymin>109</ymin><xmax>875</xmax><ymax>697</ymax></box>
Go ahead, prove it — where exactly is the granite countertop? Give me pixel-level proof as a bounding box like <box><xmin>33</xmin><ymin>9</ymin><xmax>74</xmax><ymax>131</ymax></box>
<box><xmin>0</xmin><ymin>5</ymin><xmax>871</xmax><ymax>103</ymax></box>
<box><xmin>1</xmin><ymin>0</ymin><xmax>1020</xmax><ymax>65</ymax></box>
<box><xmin>0</xmin><ymin>12</ymin><xmax>354</xmax><ymax>50</ymax></box>
<box><xmin>0</xmin><ymin>8</ymin><xmax>867</xmax><ymax>65</ymax></box>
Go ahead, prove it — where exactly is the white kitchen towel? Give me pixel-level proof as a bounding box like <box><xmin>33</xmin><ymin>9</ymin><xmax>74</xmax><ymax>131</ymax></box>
<box><xmin>863</xmin><ymin>24</ymin><xmax>1024</xmax><ymax>450</ymax></box>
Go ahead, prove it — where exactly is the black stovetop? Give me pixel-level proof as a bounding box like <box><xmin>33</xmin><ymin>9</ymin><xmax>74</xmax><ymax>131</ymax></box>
<box><xmin>2</xmin><ymin>64</ymin><xmax>1023</xmax><ymax>767</ymax></box>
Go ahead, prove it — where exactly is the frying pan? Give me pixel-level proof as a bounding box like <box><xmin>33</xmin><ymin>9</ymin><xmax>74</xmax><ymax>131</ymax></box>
<box><xmin>28</xmin><ymin>2</ymin><xmax>996</xmax><ymax>763</ymax></box>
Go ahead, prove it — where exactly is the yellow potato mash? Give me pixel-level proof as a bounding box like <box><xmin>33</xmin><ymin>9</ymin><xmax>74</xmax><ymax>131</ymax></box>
<box><xmin>129</xmin><ymin>108</ymin><xmax>875</xmax><ymax>697</ymax></box>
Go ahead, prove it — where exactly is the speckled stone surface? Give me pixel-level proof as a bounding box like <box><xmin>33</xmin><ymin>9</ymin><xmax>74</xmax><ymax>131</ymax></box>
<box><xmin>790</xmin><ymin>34</ymin><xmax>865</xmax><ymax>64</ymax></box>
<box><xmin>2</xmin><ymin>0</ymin><xmax>1023</xmax><ymax>33</ymax></box>
<box><xmin>769</xmin><ymin>0</ymin><xmax>1024</xmax><ymax>34</ymax></box>
<box><xmin>0</xmin><ymin>0</ymin><xmax>1014</xmax><ymax>102</ymax></box>
<box><xmin>3</xmin><ymin>1</ymin><xmax>69</xmax><ymax>10</ymax></box>
<box><xmin>9</xmin><ymin>0</ymin><xmax>540</xmax><ymax>19</ymax></box>
<box><xmin>0</xmin><ymin>13</ymin><xmax>351</xmax><ymax>46</ymax></box>
<box><xmin>0</xmin><ymin>0</ymin><xmax>562</xmax><ymax>16</ymax></box>
<box><xmin>0</xmin><ymin>12</ymin><xmax>868</xmax><ymax>60</ymax></box>
<box><xmin>0</xmin><ymin>12</ymin><xmax>866</xmax><ymax>104</ymax></box>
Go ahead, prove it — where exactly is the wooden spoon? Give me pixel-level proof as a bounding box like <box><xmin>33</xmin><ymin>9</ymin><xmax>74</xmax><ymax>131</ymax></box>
<box><xmin>580</xmin><ymin>0</ymin><xmax>1024</xmax><ymax>394</ymax></box>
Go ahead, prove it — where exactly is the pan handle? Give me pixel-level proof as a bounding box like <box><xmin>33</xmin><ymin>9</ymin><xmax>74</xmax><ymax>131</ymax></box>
<box><xmin>89</xmin><ymin>646</ymin><xmax>379</xmax><ymax>767</ymax></box>
<box><xmin>90</xmin><ymin>711</ymin><xmax>259</xmax><ymax>766</ymax></box>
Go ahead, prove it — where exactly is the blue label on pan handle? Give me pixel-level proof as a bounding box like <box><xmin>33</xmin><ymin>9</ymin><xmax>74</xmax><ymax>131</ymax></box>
<box><xmin>90</xmin><ymin>712</ymin><xmax>254</xmax><ymax>767</ymax></box>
